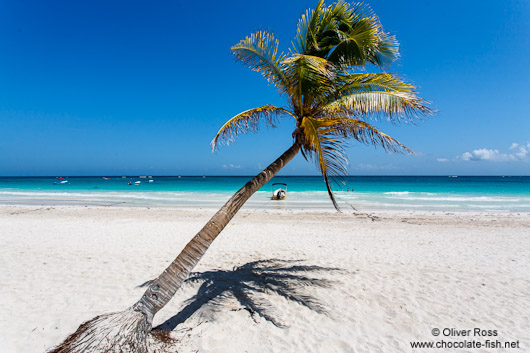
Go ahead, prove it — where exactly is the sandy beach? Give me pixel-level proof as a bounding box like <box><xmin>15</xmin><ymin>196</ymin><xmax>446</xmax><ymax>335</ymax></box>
<box><xmin>0</xmin><ymin>205</ymin><xmax>528</xmax><ymax>352</ymax></box>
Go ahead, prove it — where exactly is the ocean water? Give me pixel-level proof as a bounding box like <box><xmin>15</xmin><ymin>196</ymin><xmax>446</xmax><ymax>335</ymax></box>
<box><xmin>0</xmin><ymin>176</ymin><xmax>529</xmax><ymax>212</ymax></box>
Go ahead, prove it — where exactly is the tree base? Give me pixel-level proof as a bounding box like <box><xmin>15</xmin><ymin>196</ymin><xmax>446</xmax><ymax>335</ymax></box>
<box><xmin>47</xmin><ymin>308</ymin><xmax>168</xmax><ymax>353</ymax></box>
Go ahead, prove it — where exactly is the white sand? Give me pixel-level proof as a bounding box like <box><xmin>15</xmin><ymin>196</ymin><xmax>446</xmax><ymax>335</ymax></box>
<box><xmin>1</xmin><ymin>206</ymin><xmax>529</xmax><ymax>353</ymax></box>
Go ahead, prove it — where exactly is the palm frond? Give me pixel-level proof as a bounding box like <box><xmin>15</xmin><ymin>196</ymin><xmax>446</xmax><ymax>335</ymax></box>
<box><xmin>292</xmin><ymin>0</ymin><xmax>325</xmax><ymax>54</ymax></box>
<box><xmin>231</xmin><ymin>31</ymin><xmax>289</xmax><ymax>95</ymax></box>
<box><xmin>339</xmin><ymin>73</ymin><xmax>415</xmax><ymax>93</ymax></box>
<box><xmin>300</xmin><ymin>116</ymin><xmax>348</xmax><ymax>210</ymax></box>
<box><xmin>326</xmin><ymin>2</ymin><xmax>398</xmax><ymax>68</ymax></box>
<box><xmin>211</xmin><ymin>105</ymin><xmax>294</xmax><ymax>150</ymax></box>
<box><xmin>283</xmin><ymin>54</ymin><xmax>336</xmax><ymax>112</ymax></box>
<box><xmin>317</xmin><ymin>72</ymin><xmax>426</xmax><ymax>118</ymax></box>
<box><xmin>293</xmin><ymin>1</ymin><xmax>398</xmax><ymax>68</ymax></box>
<box><xmin>322</xmin><ymin>117</ymin><xmax>412</xmax><ymax>153</ymax></box>
<box><xmin>326</xmin><ymin>90</ymin><xmax>433</xmax><ymax>123</ymax></box>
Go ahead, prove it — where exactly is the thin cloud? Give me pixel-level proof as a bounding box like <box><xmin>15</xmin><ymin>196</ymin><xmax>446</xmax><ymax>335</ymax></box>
<box><xmin>222</xmin><ymin>164</ymin><xmax>241</xmax><ymax>169</ymax></box>
<box><xmin>356</xmin><ymin>163</ymin><xmax>398</xmax><ymax>170</ymax></box>
<box><xmin>459</xmin><ymin>142</ymin><xmax>530</xmax><ymax>162</ymax></box>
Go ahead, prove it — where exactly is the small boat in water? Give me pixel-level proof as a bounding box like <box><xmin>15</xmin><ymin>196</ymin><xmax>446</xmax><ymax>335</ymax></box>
<box><xmin>53</xmin><ymin>180</ymin><xmax>69</xmax><ymax>185</ymax></box>
<box><xmin>271</xmin><ymin>183</ymin><xmax>287</xmax><ymax>200</ymax></box>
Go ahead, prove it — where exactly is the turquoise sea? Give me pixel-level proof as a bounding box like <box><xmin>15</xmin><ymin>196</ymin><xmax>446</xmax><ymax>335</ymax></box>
<box><xmin>0</xmin><ymin>176</ymin><xmax>529</xmax><ymax>212</ymax></box>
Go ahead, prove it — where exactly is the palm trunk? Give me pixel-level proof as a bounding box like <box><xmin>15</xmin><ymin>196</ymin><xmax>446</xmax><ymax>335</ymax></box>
<box><xmin>134</xmin><ymin>142</ymin><xmax>300</xmax><ymax>324</ymax></box>
<box><xmin>49</xmin><ymin>142</ymin><xmax>301</xmax><ymax>353</ymax></box>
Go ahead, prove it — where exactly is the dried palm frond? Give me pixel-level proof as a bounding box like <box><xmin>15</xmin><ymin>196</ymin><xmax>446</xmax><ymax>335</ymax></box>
<box><xmin>211</xmin><ymin>104</ymin><xmax>295</xmax><ymax>150</ymax></box>
<box><xmin>327</xmin><ymin>90</ymin><xmax>433</xmax><ymax>123</ymax></box>
<box><xmin>47</xmin><ymin>309</ymin><xmax>155</xmax><ymax>353</ymax></box>
<box><xmin>323</xmin><ymin>117</ymin><xmax>413</xmax><ymax>153</ymax></box>
<box><xmin>319</xmin><ymin>72</ymin><xmax>434</xmax><ymax>123</ymax></box>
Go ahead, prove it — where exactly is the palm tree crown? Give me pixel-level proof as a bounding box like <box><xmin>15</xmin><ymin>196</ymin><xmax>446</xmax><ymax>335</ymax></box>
<box><xmin>212</xmin><ymin>0</ymin><xmax>433</xmax><ymax>209</ymax></box>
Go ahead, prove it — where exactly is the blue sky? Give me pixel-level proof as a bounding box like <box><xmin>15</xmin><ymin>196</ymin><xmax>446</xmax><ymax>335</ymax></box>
<box><xmin>1</xmin><ymin>0</ymin><xmax>529</xmax><ymax>176</ymax></box>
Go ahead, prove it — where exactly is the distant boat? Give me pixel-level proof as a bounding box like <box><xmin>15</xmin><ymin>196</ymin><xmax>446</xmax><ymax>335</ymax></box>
<box><xmin>103</xmin><ymin>177</ymin><xmax>112</xmax><ymax>180</ymax></box>
<box><xmin>148</xmin><ymin>180</ymin><xmax>154</xmax><ymax>183</ymax></box>
<box><xmin>139</xmin><ymin>176</ymin><xmax>147</xmax><ymax>179</ymax></box>
<box><xmin>53</xmin><ymin>180</ymin><xmax>69</xmax><ymax>185</ymax></box>
<box><xmin>449</xmin><ymin>176</ymin><xmax>458</xmax><ymax>178</ymax></box>
<box><xmin>271</xmin><ymin>183</ymin><xmax>287</xmax><ymax>200</ymax></box>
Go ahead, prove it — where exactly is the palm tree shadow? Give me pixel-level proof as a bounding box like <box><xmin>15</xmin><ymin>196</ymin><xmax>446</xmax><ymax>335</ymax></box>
<box><xmin>152</xmin><ymin>259</ymin><xmax>344</xmax><ymax>331</ymax></box>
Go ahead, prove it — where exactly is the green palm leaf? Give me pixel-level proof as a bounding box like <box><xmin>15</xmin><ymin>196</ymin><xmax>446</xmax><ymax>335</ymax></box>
<box><xmin>293</xmin><ymin>1</ymin><xmax>398</xmax><ymax>69</ymax></box>
<box><xmin>326</xmin><ymin>2</ymin><xmax>398</xmax><ymax>68</ymax></box>
<box><xmin>283</xmin><ymin>54</ymin><xmax>336</xmax><ymax>112</ymax></box>
<box><xmin>300</xmin><ymin>116</ymin><xmax>348</xmax><ymax>210</ymax></box>
<box><xmin>292</xmin><ymin>0</ymin><xmax>325</xmax><ymax>54</ymax></box>
<box><xmin>338</xmin><ymin>73</ymin><xmax>415</xmax><ymax>93</ymax></box>
<box><xmin>231</xmin><ymin>31</ymin><xmax>289</xmax><ymax>95</ymax></box>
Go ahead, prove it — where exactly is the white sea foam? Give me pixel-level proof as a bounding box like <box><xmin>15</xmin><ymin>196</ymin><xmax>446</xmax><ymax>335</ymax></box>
<box><xmin>377</xmin><ymin>191</ymin><xmax>528</xmax><ymax>203</ymax></box>
<box><xmin>1</xmin><ymin>189</ymin><xmax>529</xmax><ymax>212</ymax></box>
<box><xmin>384</xmin><ymin>191</ymin><xmax>411</xmax><ymax>195</ymax></box>
<box><xmin>387</xmin><ymin>195</ymin><xmax>524</xmax><ymax>202</ymax></box>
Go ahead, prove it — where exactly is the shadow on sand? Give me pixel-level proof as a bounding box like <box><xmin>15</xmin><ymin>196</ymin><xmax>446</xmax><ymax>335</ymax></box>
<box><xmin>139</xmin><ymin>259</ymin><xmax>344</xmax><ymax>330</ymax></box>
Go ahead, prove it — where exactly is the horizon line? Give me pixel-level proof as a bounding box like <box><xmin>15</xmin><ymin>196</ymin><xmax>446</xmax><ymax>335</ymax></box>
<box><xmin>1</xmin><ymin>175</ymin><xmax>529</xmax><ymax>178</ymax></box>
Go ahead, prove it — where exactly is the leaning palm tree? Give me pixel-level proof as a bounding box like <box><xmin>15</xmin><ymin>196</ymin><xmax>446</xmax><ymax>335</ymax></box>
<box><xmin>49</xmin><ymin>1</ymin><xmax>432</xmax><ymax>352</ymax></box>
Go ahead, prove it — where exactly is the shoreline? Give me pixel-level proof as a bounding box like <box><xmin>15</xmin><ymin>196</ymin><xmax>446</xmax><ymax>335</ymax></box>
<box><xmin>3</xmin><ymin>203</ymin><xmax>530</xmax><ymax>219</ymax></box>
<box><xmin>2</xmin><ymin>203</ymin><xmax>530</xmax><ymax>216</ymax></box>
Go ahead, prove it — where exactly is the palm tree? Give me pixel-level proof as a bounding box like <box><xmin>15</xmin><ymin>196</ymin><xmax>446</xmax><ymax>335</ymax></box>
<box><xmin>49</xmin><ymin>1</ymin><xmax>432</xmax><ymax>352</ymax></box>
